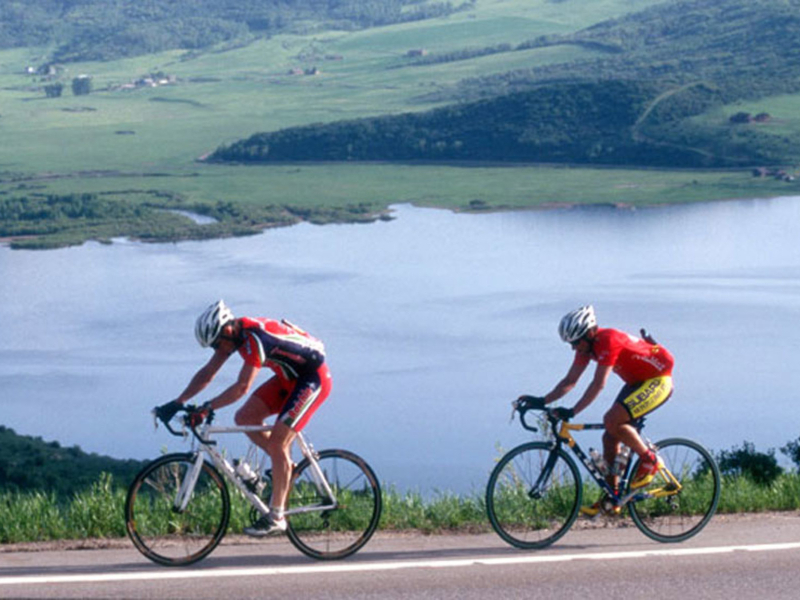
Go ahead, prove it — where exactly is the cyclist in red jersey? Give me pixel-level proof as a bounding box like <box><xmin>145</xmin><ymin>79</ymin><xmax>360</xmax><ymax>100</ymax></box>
<box><xmin>539</xmin><ymin>305</ymin><xmax>674</xmax><ymax>516</ymax></box>
<box><xmin>157</xmin><ymin>300</ymin><xmax>332</xmax><ymax>536</ymax></box>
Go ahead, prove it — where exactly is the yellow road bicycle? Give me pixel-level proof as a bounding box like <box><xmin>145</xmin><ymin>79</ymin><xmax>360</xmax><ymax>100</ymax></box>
<box><xmin>486</xmin><ymin>397</ymin><xmax>721</xmax><ymax>549</ymax></box>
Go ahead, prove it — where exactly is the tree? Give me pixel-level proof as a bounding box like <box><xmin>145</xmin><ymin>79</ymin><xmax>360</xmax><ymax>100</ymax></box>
<box><xmin>44</xmin><ymin>82</ymin><xmax>63</xmax><ymax>98</ymax></box>
<box><xmin>780</xmin><ymin>437</ymin><xmax>800</xmax><ymax>469</ymax></box>
<box><xmin>716</xmin><ymin>441</ymin><xmax>783</xmax><ymax>486</ymax></box>
<box><xmin>72</xmin><ymin>75</ymin><xmax>92</xmax><ymax>96</ymax></box>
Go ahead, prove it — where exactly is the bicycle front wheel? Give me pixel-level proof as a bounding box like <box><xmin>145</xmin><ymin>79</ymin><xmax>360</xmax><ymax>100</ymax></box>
<box><xmin>486</xmin><ymin>442</ymin><xmax>582</xmax><ymax>549</ymax></box>
<box><xmin>125</xmin><ymin>453</ymin><xmax>231</xmax><ymax>567</ymax></box>
<box><xmin>628</xmin><ymin>437</ymin><xmax>720</xmax><ymax>543</ymax></box>
<box><xmin>286</xmin><ymin>449</ymin><xmax>382</xmax><ymax>560</ymax></box>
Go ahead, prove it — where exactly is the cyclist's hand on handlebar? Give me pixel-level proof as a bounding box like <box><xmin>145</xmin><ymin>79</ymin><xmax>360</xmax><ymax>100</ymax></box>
<box><xmin>552</xmin><ymin>406</ymin><xmax>575</xmax><ymax>421</ymax></box>
<box><xmin>187</xmin><ymin>402</ymin><xmax>212</xmax><ymax>428</ymax></box>
<box><xmin>515</xmin><ymin>395</ymin><xmax>546</xmax><ymax>411</ymax></box>
<box><xmin>154</xmin><ymin>400</ymin><xmax>182</xmax><ymax>423</ymax></box>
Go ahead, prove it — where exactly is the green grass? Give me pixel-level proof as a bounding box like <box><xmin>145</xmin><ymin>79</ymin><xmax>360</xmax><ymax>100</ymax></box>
<box><xmin>3</xmin><ymin>471</ymin><xmax>800</xmax><ymax>544</ymax></box>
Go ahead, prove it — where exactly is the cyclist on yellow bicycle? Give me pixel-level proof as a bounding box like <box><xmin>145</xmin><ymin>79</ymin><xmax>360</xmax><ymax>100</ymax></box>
<box><xmin>538</xmin><ymin>305</ymin><xmax>675</xmax><ymax>516</ymax></box>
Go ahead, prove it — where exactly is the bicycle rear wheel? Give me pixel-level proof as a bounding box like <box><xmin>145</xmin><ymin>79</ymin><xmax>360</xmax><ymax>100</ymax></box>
<box><xmin>486</xmin><ymin>442</ymin><xmax>582</xmax><ymax>549</ymax></box>
<box><xmin>627</xmin><ymin>437</ymin><xmax>720</xmax><ymax>543</ymax></box>
<box><xmin>286</xmin><ymin>449</ymin><xmax>382</xmax><ymax>560</ymax></box>
<box><xmin>125</xmin><ymin>453</ymin><xmax>230</xmax><ymax>566</ymax></box>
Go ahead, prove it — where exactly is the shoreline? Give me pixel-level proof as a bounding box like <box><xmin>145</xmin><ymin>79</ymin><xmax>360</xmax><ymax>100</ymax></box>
<box><xmin>2</xmin><ymin>194</ymin><xmax>799</xmax><ymax>251</ymax></box>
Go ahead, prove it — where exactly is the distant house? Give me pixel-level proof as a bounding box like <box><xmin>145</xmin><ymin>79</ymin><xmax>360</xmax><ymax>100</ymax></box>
<box><xmin>752</xmin><ymin>167</ymin><xmax>796</xmax><ymax>182</ymax></box>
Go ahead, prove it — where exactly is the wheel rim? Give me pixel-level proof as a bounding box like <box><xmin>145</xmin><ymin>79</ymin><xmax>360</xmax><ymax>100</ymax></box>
<box><xmin>487</xmin><ymin>443</ymin><xmax>581</xmax><ymax>549</ymax></box>
<box><xmin>286</xmin><ymin>450</ymin><xmax>381</xmax><ymax>559</ymax></box>
<box><xmin>628</xmin><ymin>439</ymin><xmax>720</xmax><ymax>543</ymax></box>
<box><xmin>126</xmin><ymin>456</ymin><xmax>229</xmax><ymax>566</ymax></box>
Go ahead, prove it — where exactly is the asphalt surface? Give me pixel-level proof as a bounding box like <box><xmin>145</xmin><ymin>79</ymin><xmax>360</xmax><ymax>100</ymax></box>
<box><xmin>2</xmin><ymin>512</ymin><xmax>800</xmax><ymax>599</ymax></box>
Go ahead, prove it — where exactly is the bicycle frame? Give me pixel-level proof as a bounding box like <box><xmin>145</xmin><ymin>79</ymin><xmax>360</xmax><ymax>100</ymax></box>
<box><xmin>535</xmin><ymin>410</ymin><xmax>683</xmax><ymax>508</ymax></box>
<box><xmin>176</xmin><ymin>421</ymin><xmax>339</xmax><ymax>519</ymax></box>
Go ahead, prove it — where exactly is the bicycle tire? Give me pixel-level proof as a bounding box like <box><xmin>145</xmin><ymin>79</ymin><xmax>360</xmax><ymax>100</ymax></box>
<box><xmin>627</xmin><ymin>437</ymin><xmax>720</xmax><ymax>543</ymax></box>
<box><xmin>486</xmin><ymin>441</ymin><xmax>582</xmax><ymax>549</ymax></box>
<box><xmin>286</xmin><ymin>449</ymin><xmax>382</xmax><ymax>560</ymax></box>
<box><xmin>125</xmin><ymin>453</ymin><xmax>231</xmax><ymax>567</ymax></box>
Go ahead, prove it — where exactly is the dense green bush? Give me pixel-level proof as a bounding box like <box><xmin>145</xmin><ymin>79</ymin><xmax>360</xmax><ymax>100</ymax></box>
<box><xmin>716</xmin><ymin>441</ymin><xmax>784</xmax><ymax>486</ymax></box>
<box><xmin>780</xmin><ymin>437</ymin><xmax>800</xmax><ymax>469</ymax></box>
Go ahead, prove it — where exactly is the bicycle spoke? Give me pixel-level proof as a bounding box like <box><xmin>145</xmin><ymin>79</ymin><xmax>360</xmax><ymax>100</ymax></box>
<box><xmin>486</xmin><ymin>442</ymin><xmax>581</xmax><ymax>549</ymax></box>
<box><xmin>286</xmin><ymin>450</ymin><xmax>381</xmax><ymax>559</ymax></box>
<box><xmin>125</xmin><ymin>454</ymin><xmax>230</xmax><ymax>566</ymax></box>
<box><xmin>628</xmin><ymin>438</ymin><xmax>720</xmax><ymax>543</ymax></box>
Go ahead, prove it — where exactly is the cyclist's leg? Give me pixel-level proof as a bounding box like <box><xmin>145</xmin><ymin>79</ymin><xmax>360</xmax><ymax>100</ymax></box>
<box><xmin>609</xmin><ymin>377</ymin><xmax>674</xmax><ymax>487</ymax></box>
<box><xmin>234</xmin><ymin>376</ymin><xmax>286</xmax><ymax>449</ymax></box>
<box><xmin>267</xmin><ymin>365</ymin><xmax>332</xmax><ymax>516</ymax></box>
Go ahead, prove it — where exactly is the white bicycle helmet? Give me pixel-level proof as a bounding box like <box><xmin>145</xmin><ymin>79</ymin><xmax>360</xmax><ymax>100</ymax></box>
<box><xmin>195</xmin><ymin>300</ymin><xmax>235</xmax><ymax>348</ymax></box>
<box><xmin>558</xmin><ymin>305</ymin><xmax>597</xmax><ymax>343</ymax></box>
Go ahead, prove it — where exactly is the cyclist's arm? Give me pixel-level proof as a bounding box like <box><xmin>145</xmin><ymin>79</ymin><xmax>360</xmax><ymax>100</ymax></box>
<box><xmin>174</xmin><ymin>349</ymin><xmax>231</xmax><ymax>404</ymax></box>
<box><xmin>544</xmin><ymin>355</ymin><xmax>589</xmax><ymax>404</ymax></box>
<box><xmin>205</xmin><ymin>362</ymin><xmax>261</xmax><ymax>411</ymax></box>
<box><xmin>571</xmin><ymin>363</ymin><xmax>613</xmax><ymax>415</ymax></box>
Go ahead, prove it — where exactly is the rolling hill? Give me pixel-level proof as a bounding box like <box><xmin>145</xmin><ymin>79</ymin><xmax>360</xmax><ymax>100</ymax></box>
<box><xmin>210</xmin><ymin>0</ymin><xmax>800</xmax><ymax>168</ymax></box>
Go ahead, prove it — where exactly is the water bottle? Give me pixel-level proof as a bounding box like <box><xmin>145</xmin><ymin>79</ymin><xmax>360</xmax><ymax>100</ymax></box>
<box><xmin>234</xmin><ymin>459</ymin><xmax>258</xmax><ymax>490</ymax></box>
<box><xmin>589</xmin><ymin>448</ymin><xmax>609</xmax><ymax>476</ymax></box>
<box><xmin>613</xmin><ymin>446</ymin><xmax>631</xmax><ymax>476</ymax></box>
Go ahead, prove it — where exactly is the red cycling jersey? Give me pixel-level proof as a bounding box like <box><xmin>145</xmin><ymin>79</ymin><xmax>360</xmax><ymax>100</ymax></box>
<box><xmin>237</xmin><ymin>317</ymin><xmax>326</xmax><ymax>384</ymax></box>
<box><xmin>236</xmin><ymin>317</ymin><xmax>331</xmax><ymax>432</ymax></box>
<box><xmin>574</xmin><ymin>327</ymin><xmax>674</xmax><ymax>384</ymax></box>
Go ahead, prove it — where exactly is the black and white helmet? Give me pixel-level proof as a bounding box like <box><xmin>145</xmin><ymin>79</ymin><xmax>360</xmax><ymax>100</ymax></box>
<box><xmin>195</xmin><ymin>300</ymin><xmax>235</xmax><ymax>348</ymax></box>
<box><xmin>558</xmin><ymin>305</ymin><xmax>597</xmax><ymax>343</ymax></box>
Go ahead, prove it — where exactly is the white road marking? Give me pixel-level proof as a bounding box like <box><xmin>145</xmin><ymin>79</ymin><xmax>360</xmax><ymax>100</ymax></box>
<box><xmin>2</xmin><ymin>542</ymin><xmax>800</xmax><ymax>586</ymax></box>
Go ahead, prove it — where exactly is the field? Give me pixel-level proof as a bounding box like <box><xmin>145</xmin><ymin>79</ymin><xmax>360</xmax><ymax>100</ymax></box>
<box><xmin>0</xmin><ymin>0</ymin><xmax>798</xmax><ymax>237</ymax></box>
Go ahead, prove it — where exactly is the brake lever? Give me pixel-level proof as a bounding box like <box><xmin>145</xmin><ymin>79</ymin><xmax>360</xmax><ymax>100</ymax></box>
<box><xmin>510</xmin><ymin>399</ymin><xmax>520</xmax><ymax>423</ymax></box>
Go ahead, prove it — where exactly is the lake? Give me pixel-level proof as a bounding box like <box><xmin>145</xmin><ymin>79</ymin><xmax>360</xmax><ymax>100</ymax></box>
<box><xmin>2</xmin><ymin>198</ymin><xmax>799</xmax><ymax>495</ymax></box>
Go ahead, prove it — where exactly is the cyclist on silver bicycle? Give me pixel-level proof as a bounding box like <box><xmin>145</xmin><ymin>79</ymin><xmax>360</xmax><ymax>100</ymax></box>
<box><xmin>156</xmin><ymin>300</ymin><xmax>332</xmax><ymax>536</ymax></box>
<box><xmin>534</xmin><ymin>305</ymin><xmax>675</xmax><ymax>516</ymax></box>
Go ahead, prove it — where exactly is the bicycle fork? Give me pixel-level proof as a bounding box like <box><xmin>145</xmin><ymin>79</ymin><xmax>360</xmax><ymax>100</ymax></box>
<box><xmin>175</xmin><ymin>452</ymin><xmax>205</xmax><ymax>512</ymax></box>
<box><xmin>528</xmin><ymin>446</ymin><xmax>561</xmax><ymax>500</ymax></box>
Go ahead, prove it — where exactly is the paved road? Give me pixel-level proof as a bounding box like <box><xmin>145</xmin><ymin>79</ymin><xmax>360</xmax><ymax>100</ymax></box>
<box><xmin>2</xmin><ymin>513</ymin><xmax>800</xmax><ymax>599</ymax></box>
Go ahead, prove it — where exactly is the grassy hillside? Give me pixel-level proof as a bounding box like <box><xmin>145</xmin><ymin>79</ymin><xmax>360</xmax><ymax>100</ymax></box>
<box><xmin>211</xmin><ymin>0</ymin><xmax>800</xmax><ymax>168</ymax></box>
<box><xmin>0</xmin><ymin>0</ymin><xmax>468</xmax><ymax>62</ymax></box>
<box><xmin>0</xmin><ymin>425</ymin><xmax>145</xmax><ymax>496</ymax></box>
<box><xmin>0</xmin><ymin>0</ymin><xmax>798</xmax><ymax>249</ymax></box>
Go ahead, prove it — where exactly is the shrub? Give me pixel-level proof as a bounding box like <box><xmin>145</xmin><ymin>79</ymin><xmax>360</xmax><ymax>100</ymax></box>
<box><xmin>717</xmin><ymin>441</ymin><xmax>783</xmax><ymax>486</ymax></box>
<box><xmin>780</xmin><ymin>437</ymin><xmax>800</xmax><ymax>469</ymax></box>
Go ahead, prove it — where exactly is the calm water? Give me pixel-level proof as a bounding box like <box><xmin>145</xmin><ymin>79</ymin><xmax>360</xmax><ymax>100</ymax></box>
<box><xmin>2</xmin><ymin>198</ymin><xmax>800</xmax><ymax>494</ymax></box>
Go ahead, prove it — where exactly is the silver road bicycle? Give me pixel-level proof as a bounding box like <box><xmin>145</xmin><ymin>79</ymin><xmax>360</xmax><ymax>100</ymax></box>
<box><xmin>125</xmin><ymin>404</ymin><xmax>382</xmax><ymax>566</ymax></box>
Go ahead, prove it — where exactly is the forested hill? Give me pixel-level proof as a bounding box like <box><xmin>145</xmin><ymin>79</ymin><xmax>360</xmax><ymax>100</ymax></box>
<box><xmin>0</xmin><ymin>0</ymin><xmax>469</xmax><ymax>62</ymax></box>
<box><xmin>0</xmin><ymin>426</ymin><xmax>145</xmax><ymax>496</ymax></box>
<box><xmin>211</xmin><ymin>0</ymin><xmax>800</xmax><ymax>168</ymax></box>
<box><xmin>441</xmin><ymin>0</ymin><xmax>800</xmax><ymax>103</ymax></box>
<box><xmin>209</xmin><ymin>78</ymin><xmax>790</xmax><ymax>168</ymax></box>
<box><xmin>212</xmin><ymin>80</ymin><xmax>707</xmax><ymax>166</ymax></box>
